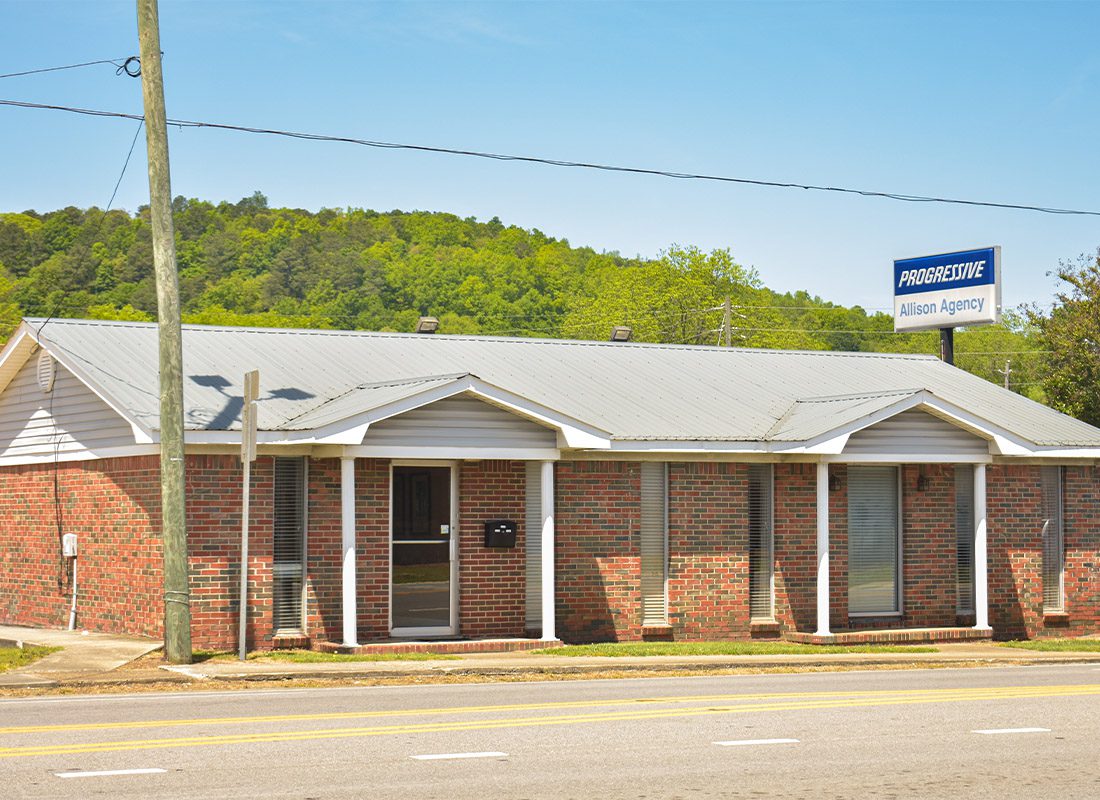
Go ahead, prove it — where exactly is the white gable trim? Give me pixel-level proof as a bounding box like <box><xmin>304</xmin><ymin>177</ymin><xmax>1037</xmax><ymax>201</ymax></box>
<box><xmin>299</xmin><ymin>375</ymin><xmax>611</xmax><ymax>449</ymax></box>
<box><xmin>0</xmin><ymin>322</ymin><xmax>156</xmax><ymax>445</ymax></box>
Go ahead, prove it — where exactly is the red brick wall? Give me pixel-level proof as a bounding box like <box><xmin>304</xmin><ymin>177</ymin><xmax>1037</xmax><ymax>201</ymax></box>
<box><xmin>988</xmin><ymin>464</ymin><xmax>1100</xmax><ymax>639</ymax></box>
<box><xmin>0</xmin><ymin>456</ymin><xmax>162</xmax><ymax>638</ymax></box>
<box><xmin>302</xmin><ymin>457</ymin><xmax>343</xmax><ymax>643</ymax></box>
<box><xmin>459</xmin><ymin>460</ymin><xmax>526</xmax><ymax>638</ymax></box>
<box><xmin>555</xmin><ymin>461</ymin><xmax>641</xmax><ymax>642</ymax></box>
<box><xmin>773</xmin><ymin>463</ymin><xmax>817</xmax><ymax>634</ymax></box>
<box><xmin>899</xmin><ymin>464</ymin><xmax>957</xmax><ymax>627</ymax></box>
<box><xmin>667</xmin><ymin>462</ymin><xmax>749</xmax><ymax>639</ymax></box>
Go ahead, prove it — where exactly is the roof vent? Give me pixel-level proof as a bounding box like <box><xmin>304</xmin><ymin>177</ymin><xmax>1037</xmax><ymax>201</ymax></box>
<box><xmin>416</xmin><ymin>316</ymin><xmax>440</xmax><ymax>334</ymax></box>
<box><xmin>36</xmin><ymin>351</ymin><xmax>56</xmax><ymax>394</ymax></box>
<box><xmin>609</xmin><ymin>326</ymin><xmax>633</xmax><ymax>342</ymax></box>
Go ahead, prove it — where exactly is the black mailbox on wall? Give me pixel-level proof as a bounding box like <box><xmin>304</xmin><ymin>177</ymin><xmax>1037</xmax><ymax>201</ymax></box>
<box><xmin>484</xmin><ymin>519</ymin><xmax>517</xmax><ymax>548</ymax></box>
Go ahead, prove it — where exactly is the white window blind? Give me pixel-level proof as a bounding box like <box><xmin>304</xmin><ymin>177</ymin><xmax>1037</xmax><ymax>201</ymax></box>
<box><xmin>525</xmin><ymin>462</ymin><xmax>542</xmax><ymax>628</ymax></box>
<box><xmin>955</xmin><ymin>465</ymin><xmax>975</xmax><ymax>614</ymax></box>
<box><xmin>847</xmin><ymin>466</ymin><xmax>900</xmax><ymax>615</ymax></box>
<box><xmin>748</xmin><ymin>464</ymin><xmax>774</xmax><ymax>621</ymax></box>
<box><xmin>1041</xmin><ymin>466</ymin><xmax>1064</xmax><ymax>613</ymax></box>
<box><xmin>639</xmin><ymin>462</ymin><xmax>668</xmax><ymax>626</ymax></box>
<box><xmin>273</xmin><ymin>457</ymin><xmax>307</xmax><ymax>633</ymax></box>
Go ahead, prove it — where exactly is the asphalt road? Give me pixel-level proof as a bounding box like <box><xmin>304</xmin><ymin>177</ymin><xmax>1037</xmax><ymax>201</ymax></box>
<box><xmin>4</xmin><ymin>664</ymin><xmax>1100</xmax><ymax>799</ymax></box>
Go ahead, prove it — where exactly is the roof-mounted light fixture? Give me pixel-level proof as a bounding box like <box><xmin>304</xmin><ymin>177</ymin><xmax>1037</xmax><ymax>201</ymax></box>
<box><xmin>416</xmin><ymin>316</ymin><xmax>440</xmax><ymax>334</ymax></box>
<box><xmin>609</xmin><ymin>326</ymin><xmax>633</xmax><ymax>342</ymax></box>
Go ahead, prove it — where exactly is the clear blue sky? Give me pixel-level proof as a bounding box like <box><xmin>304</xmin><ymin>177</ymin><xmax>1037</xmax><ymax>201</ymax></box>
<box><xmin>1</xmin><ymin>1</ymin><xmax>1097</xmax><ymax>312</ymax></box>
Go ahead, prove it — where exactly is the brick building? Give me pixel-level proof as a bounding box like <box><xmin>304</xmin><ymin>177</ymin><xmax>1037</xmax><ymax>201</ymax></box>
<box><xmin>2</xmin><ymin>318</ymin><xmax>1099</xmax><ymax>650</ymax></box>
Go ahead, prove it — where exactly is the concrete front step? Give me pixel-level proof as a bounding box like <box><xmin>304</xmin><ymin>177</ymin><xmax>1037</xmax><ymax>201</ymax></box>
<box><xmin>316</xmin><ymin>638</ymin><xmax>560</xmax><ymax>655</ymax></box>
<box><xmin>785</xmin><ymin>627</ymin><xmax>994</xmax><ymax>646</ymax></box>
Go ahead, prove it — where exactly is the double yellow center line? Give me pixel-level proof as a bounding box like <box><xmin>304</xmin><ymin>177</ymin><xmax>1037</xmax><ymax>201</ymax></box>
<box><xmin>2</xmin><ymin>683</ymin><xmax>1096</xmax><ymax>759</ymax></box>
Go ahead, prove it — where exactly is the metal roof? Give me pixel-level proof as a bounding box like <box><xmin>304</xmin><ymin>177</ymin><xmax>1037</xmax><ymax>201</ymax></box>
<box><xmin>20</xmin><ymin>317</ymin><xmax>1100</xmax><ymax>447</ymax></box>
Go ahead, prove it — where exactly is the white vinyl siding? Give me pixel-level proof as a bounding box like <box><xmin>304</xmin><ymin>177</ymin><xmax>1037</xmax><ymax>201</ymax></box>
<box><xmin>362</xmin><ymin>396</ymin><xmax>557</xmax><ymax>450</ymax></box>
<box><xmin>955</xmin><ymin>465</ymin><xmax>975</xmax><ymax>615</ymax></box>
<box><xmin>639</xmin><ymin>462</ymin><xmax>668</xmax><ymax>626</ymax></box>
<box><xmin>848</xmin><ymin>466</ymin><xmax>901</xmax><ymax>615</ymax></box>
<box><xmin>844</xmin><ymin>409</ymin><xmax>989</xmax><ymax>457</ymax></box>
<box><xmin>0</xmin><ymin>354</ymin><xmax>135</xmax><ymax>460</ymax></box>
<box><xmin>1041</xmin><ymin>466</ymin><xmax>1064</xmax><ymax>613</ymax></box>
<box><xmin>748</xmin><ymin>464</ymin><xmax>774</xmax><ymax>621</ymax></box>
<box><xmin>273</xmin><ymin>457</ymin><xmax>307</xmax><ymax>633</ymax></box>
<box><xmin>524</xmin><ymin>461</ymin><xmax>542</xmax><ymax>629</ymax></box>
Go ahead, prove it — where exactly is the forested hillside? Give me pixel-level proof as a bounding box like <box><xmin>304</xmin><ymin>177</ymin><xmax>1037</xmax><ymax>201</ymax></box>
<box><xmin>0</xmin><ymin>192</ymin><xmax>1046</xmax><ymax>398</ymax></box>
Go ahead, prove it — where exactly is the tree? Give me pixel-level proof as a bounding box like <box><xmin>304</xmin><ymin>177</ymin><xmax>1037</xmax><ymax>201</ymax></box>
<box><xmin>1030</xmin><ymin>248</ymin><xmax>1100</xmax><ymax>425</ymax></box>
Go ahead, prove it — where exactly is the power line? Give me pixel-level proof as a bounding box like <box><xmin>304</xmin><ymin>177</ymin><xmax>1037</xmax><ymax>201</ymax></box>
<box><xmin>0</xmin><ymin>56</ymin><xmax>140</xmax><ymax>80</ymax></box>
<box><xmin>105</xmin><ymin>121</ymin><xmax>144</xmax><ymax>211</ymax></box>
<box><xmin>2</xmin><ymin>98</ymin><xmax>1099</xmax><ymax>217</ymax></box>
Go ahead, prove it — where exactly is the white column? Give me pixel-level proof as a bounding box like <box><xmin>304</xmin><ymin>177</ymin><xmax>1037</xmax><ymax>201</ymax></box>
<box><xmin>540</xmin><ymin>460</ymin><xmax>556</xmax><ymax>641</ymax></box>
<box><xmin>815</xmin><ymin>462</ymin><xmax>831</xmax><ymax>637</ymax></box>
<box><xmin>341</xmin><ymin>456</ymin><xmax>358</xmax><ymax>647</ymax></box>
<box><xmin>974</xmin><ymin>463</ymin><xmax>990</xmax><ymax>630</ymax></box>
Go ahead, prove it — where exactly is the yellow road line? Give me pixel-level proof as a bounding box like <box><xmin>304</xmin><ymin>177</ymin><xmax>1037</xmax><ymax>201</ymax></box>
<box><xmin>2</xmin><ymin>683</ymin><xmax>1096</xmax><ymax>736</ymax></box>
<box><xmin>2</xmin><ymin>684</ymin><xmax>1099</xmax><ymax>759</ymax></box>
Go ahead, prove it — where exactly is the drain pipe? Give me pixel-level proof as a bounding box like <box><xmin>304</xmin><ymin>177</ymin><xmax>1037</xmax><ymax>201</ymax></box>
<box><xmin>68</xmin><ymin>558</ymin><xmax>78</xmax><ymax>631</ymax></box>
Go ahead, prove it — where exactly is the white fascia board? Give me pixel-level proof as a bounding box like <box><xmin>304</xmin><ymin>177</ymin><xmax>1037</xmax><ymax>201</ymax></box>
<box><xmin>464</xmin><ymin>381</ymin><xmax>610</xmax><ymax>450</ymax></box>
<box><xmin>0</xmin><ymin>444</ymin><xmax>160</xmax><ymax>467</ymax></box>
<box><xmin>605</xmin><ymin>438</ymin><xmax>849</xmax><ymax>455</ymax></box>
<box><xmin>298</xmin><ymin>375</ymin><xmax>612</xmax><ymax>449</ymax></box>
<box><xmin>345</xmin><ymin>445</ymin><xmax>561</xmax><ymax>461</ymax></box>
<box><xmin>0</xmin><ymin>324</ymin><xmax>36</xmax><ymax>396</ymax></box>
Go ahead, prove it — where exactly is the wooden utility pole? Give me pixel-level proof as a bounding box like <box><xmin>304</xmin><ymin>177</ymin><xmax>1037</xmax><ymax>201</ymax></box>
<box><xmin>137</xmin><ymin>0</ymin><xmax>192</xmax><ymax>664</ymax></box>
<box><xmin>722</xmin><ymin>296</ymin><xmax>732</xmax><ymax>347</ymax></box>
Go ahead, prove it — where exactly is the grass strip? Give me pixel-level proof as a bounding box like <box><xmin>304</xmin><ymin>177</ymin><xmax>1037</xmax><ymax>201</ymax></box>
<box><xmin>0</xmin><ymin>645</ymin><xmax>60</xmax><ymax>673</ymax></box>
<box><xmin>532</xmin><ymin>642</ymin><xmax>938</xmax><ymax>657</ymax></box>
<box><xmin>998</xmin><ymin>639</ymin><xmax>1100</xmax><ymax>652</ymax></box>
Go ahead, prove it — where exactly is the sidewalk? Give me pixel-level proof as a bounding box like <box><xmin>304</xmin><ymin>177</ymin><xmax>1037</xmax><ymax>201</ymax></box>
<box><xmin>3</xmin><ymin>626</ymin><xmax>1099</xmax><ymax>690</ymax></box>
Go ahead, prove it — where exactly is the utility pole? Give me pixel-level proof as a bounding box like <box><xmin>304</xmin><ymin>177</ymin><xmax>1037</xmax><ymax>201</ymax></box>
<box><xmin>137</xmin><ymin>0</ymin><xmax>192</xmax><ymax>664</ymax></box>
<box><xmin>1000</xmin><ymin>359</ymin><xmax>1012</xmax><ymax>390</ymax></box>
<box><xmin>722</xmin><ymin>296</ymin><xmax>732</xmax><ymax>347</ymax></box>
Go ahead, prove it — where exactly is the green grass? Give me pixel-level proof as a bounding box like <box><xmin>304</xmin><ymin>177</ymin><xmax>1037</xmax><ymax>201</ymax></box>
<box><xmin>193</xmin><ymin>649</ymin><xmax>460</xmax><ymax>663</ymax></box>
<box><xmin>533</xmin><ymin>642</ymin><xmax>938</xmax><ymax>657</ymax></box>
<box><xmin>0</xmin><ymin>645</ymin><xmax>60</xmax><ymax>673</ymax></box>
<box><xmin>998</xmin><ymin>639</ymin><xmax>1100</xmax><ymax>652</ymax></box>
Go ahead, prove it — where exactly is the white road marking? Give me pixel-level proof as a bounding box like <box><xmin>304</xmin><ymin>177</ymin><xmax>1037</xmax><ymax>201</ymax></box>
<box><xmin>714</xmin><ymin>738</ymin><xmax>800</xmax><ymax>747</ymax></box>
<box><xmin>972</xmin><ymin>727</ymin><xmax>1051</xmax><ymax>735</ymax></box>
<box><xmin>412</xmin><ymin>751</ymin><xmax>508</xmax><ymax>761</ymax></box>
<box><xmin>55</xmin><ymin>768</ymin><xmax>167</xmax><ymax>779</ymax></box>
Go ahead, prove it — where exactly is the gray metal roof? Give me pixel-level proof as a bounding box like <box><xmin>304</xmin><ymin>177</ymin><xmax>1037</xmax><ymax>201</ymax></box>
<box><xmin>23</xmin><ymin>317</ymin><xmax>1100</xmax><ymax>447</ymax></box>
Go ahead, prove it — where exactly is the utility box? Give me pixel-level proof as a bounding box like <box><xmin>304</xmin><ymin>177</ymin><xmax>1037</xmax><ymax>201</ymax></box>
<box><xmin>62</xmin><ymin>533</ymin><xmax>78</xmax><ymax>558</ymax></box>
<box><xmin>483</xmin><ymin>520</ymin><xmax>517</xmax><ymax>548</ymax></box>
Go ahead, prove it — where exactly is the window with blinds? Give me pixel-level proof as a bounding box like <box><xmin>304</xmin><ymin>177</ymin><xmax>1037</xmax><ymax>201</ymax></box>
<box><xmin>1041</xmin><ymin>466</ymin><xmax>1064</xmax><ymax>613</ymax></box>
<box><xmin>848</xmin><ymin>466</ymin><xmax>900</xmax><ymax>615</ymax></box>
<box><xmin>273</xmin><ymin>457</ymin><xmax>307</xmax><ymax>633</ymax></box>
<box><xmin>955</xmin><ymin>465</ymin><xmax>975</xmax><ymax>615</ymax></box>
<box><xmin>525</xmin><ymin>462</ymin><xmax>542</xmax><ymax>629</ymax></box>
<box><xmin>748</xmin><ymin>464</ymin><xmax>774</xmax><ymax>621</ymax></box>
<box><xmin>639</xmin><ymin>462</ymin><xmax>668</xmax><ymax>626</ymax></box>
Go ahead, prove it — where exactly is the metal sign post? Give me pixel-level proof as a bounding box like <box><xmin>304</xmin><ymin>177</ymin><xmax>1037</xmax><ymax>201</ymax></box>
<box><xmin>238</xmin><ymin>370</ymin><xmax>259</xmax><ymax>661</ymax></box>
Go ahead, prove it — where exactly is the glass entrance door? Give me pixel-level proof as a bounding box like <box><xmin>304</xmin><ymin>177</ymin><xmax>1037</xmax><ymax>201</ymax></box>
<box><xmin>391</xmin><ymin>465</ymin><xmax>455</xmax><ymax>635</ymax></box>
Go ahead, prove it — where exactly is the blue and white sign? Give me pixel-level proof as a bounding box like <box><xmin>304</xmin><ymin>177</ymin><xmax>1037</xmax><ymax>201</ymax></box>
<box><xmin>893</xmin><ymin>246</ymin><xmax>1001</xmax><ymax>332</ymax></box>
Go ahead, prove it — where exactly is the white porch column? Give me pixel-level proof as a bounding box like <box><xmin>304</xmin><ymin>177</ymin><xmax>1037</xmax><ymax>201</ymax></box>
<box><xmin>815</xmin><ymin>462</ymin><xmax>831</xmax><ymax>637</ymax></box>
<box><xmin>341</xmin><ymin>455</ymin><xmax>358</xmax><ymax>647</ymax></box>
<box><xmin>540</xmin><ymin>460</ymin><xmax>556</xmax><ymax>641</ymax></box>
<box><xmin>974</xmin><ymin>463</ymin><xmax>991</xmax><ymax>630</ymax></box>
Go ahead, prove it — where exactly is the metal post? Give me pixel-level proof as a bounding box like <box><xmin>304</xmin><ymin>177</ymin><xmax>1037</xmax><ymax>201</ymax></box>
<box><xmin>238</xmin><ymin>371</ymin><xmax>258</xmax><ymax>661</ymax></box>
<box><xmin>137</xmin><ymin>0</ymin><xmax>191</xmax><ymax>664</ymax></box>
<box><xmin>815</xmin><ymin>462</ymin><xmax>831</xmax><ymax>637</ymax></box>
<box><xmin>939</xmin><ymin>327</ymin><xmax>955</xmax><ymax>365</ymax></box>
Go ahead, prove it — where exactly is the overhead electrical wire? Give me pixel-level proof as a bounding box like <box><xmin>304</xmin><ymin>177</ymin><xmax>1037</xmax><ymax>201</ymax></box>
<box><xmin>1</xmin><ymin>98</ymin><xmax>1099</xmax><ymax>217</ymax></box>
<box><xmin>0</xmin><ymin>56</ymin><xmax>140</xmax><ymax>80</ymax></box>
